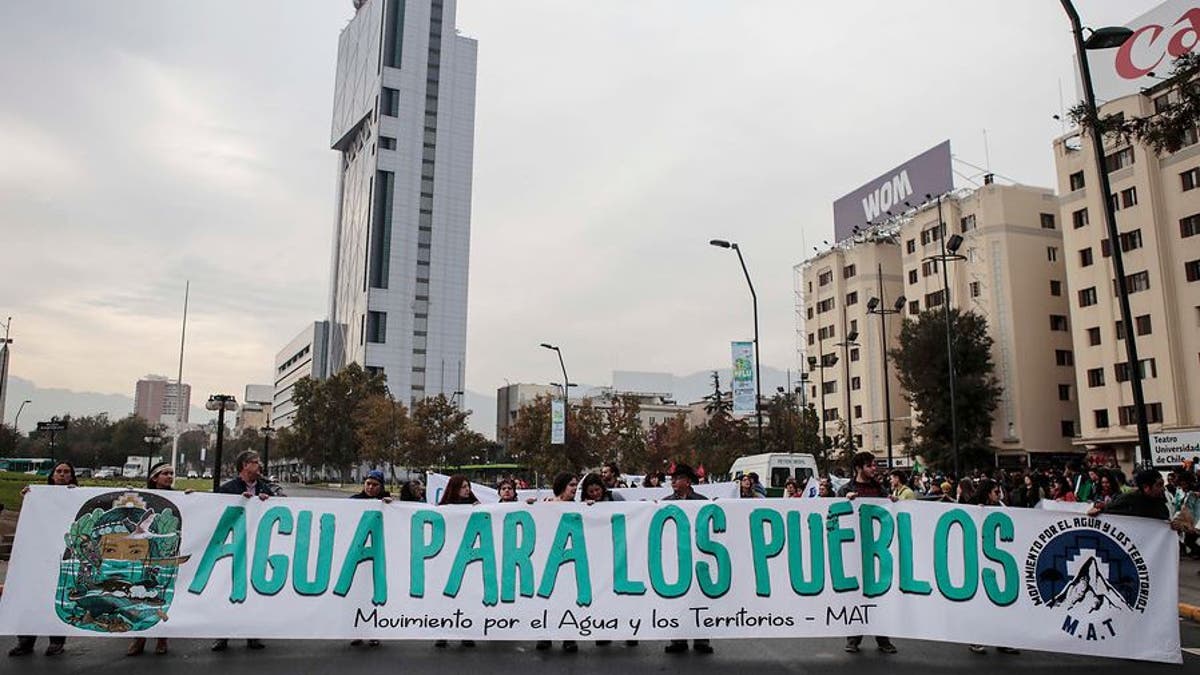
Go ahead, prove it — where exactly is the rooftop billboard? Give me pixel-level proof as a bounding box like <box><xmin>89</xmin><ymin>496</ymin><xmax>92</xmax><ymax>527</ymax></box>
<box><xmin>1086</xmin><ymin>0</ymin><xmax>1200</xmax><ymax>103</ymax></box>
<box><xmin>831</xmin><ymin>140</ymin><xmax>953</xmax><ymax>242</ymax></box>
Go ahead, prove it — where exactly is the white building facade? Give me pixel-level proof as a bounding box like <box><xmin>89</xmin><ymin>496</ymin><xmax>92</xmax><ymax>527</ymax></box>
<box><xmin>273</xmin><ymin>321</ymin><xmax>330</xmax><ymax>428</ymax></box>
<box><xmin>326</xmin><ymin>0</ymin><xmax>477</xmax><ymax>406</ymax></box>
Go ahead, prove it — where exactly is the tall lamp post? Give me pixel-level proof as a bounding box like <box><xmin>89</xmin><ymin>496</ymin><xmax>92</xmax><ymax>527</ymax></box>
<box><xmin>260</xmin><ymin>425</ymin><xmax>275</xmax><ymax>481</ymax></box>
<box><xmin>540</xmin><ymin>344</ymin><xmax>570</xmax><ymax>446</ymax></box>
<box><xmin>206</xmin><ymin>394</ymin><xmax>238</xmax><ymax>492</ymax></box>
<box><xmin>923</xmin><ymin>199</ymin><xmax>967</xmax><ymax>478</ymax></box>
<box><xmin>834</xmin><ymin>330</ymin><xmax>860</xmax><ymax>452</ymax></box>
<box><xmin>14</xmin><ymin>399</ymin><xmax>31</xmax><ymax>430</ymax></box>
<box><xmin>143</xmin><ymin>432</ymin><xmax>163</xmax><ymax>477</ymax></box>
<box><xmin>867</xmin><ymin>276</ymin><xmax>907</xmax><ymax>468</ymax></box>
<box><xmin>710</xmin><ymin>239</ymin><xmax>764</xmax><ymax>453</ymax></box>
<box><xmin>808</xmin><ymin>353</ymin><xmax>838</xmax><ymax>450</ymax></box>
<box><xmin>1060</xmin><ymin>3</ymin><xmax>1150</xmax><ymax>466</ymax></box>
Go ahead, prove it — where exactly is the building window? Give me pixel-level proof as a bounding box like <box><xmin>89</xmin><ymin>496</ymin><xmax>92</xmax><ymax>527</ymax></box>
<box><xmin>850</xmin><ymin>348</ymin><xmax>860</xmax><ymax>362</ymax></box>
<box><xmin>960</xmin><ymin>214</ymin><xmax>976</xmax><ymax>232</ymax></box>
<box><xmin>1078</xmin><ymin>287</ymin><xmax>1097</xmax><ymax>307</ymax></box>
<box><xmin>908</xmin><ymin>269</ymin><xmax>918</xmax><ymax>284</ymax></box>
<box><xmin>380</xmin><ymin>136</ymin><xmax>396</xmax><ymax>150</ymax></box>
<box><xmin>1056</xmin><ymin>349</ymin><xmax>1074</xmax><ymax>367</ymax></box>
<box><xmin>1086</xmin><ymin>367</ymin><xmax>1105</xmax><ymax>387</ymax></box>
<box><xmin>1115</xmin><ymin>358</ymin><xmax>1158</xmax><ymax>382</ymax></box>
<box><xmin>1109</xmin><ymin>192</ymin><xmax>1121</xmax><ymax>213</ymax></box>
<box><xmin>1121</xmin><ymin>186</ymin><xmax>1138</xmax><ymax>208</ymax></box>
<box><xmin>823</xmin><ymin>408</ymin><xmax>839</xmax><ymax>422</ymax></box>
<box><xmin>906</xmin><ymin>239</ymin><xmax>916</xmax><ymax>254</ymax></box>
<box><xmin>1040</xmin><ymin>213</ymin><xmax>1056</xmax><ymax>229</ymax></box>
<box><xmin>1047</xmin><ymin>246</ymin><xmax>1058</xmax><ymax>262</ymax></box>
<box><xmin>970</xmin><ymin>281</ymin><xmax>981</xmax><ymax>298</ymax></box>
<box><xmin>1187</xmin><ymin>259</ymin><xmax>1200</xmax><ymax>282</ymax></box>
<box><xmin>925</xmin><ymin>290</ymin><xmax>945</xmax><ymax>308</ymax></box>
<box><xmin>1061</xmin><ymin>420</ymin><xmax>1076</xmax><ymax>438</ymax></box>
<box><xmin>1069</xmin><ymin>171</ymin><xmax>1085</xmax><ymax>190</ymax></box>
<box><xmin>1072</xmin><ymin>208</ymin><xmax>1089</xmax><ymax>229</ymax></box>
<box><xmin>807</xmin><ymin>307</ymin><xmax>813</xmax><ymax>320</ymax></box>
<box><xmin>366</xmin><ymin>311</ymin><xmax>387</xmax><ymax>344</ymax></box>
<box><xmin>921</xmin><ymin>223</ymin><xmax>946</xmax><ymax>246</ymax></box>
<box><xmin>369</xmin><ymin>170</ymin><xmax>394</xmax><ymax>289</ymax></box>
<box><xmin>1094</xmin><ymin>409</ymin><xmax>1109</xmax><ymax>428</ymax></box>
<box><xmin>381</xmin><ymin>87</ymin><xmax>400</xmax><ymax>117</ymax></box>
<box><xmin>921</xmin><ymin>260</ymin><xmax>939</xmax><ymax>277</ymax></box>
<box><xmin>1050</xmin><ymin>280</ymin><xmax>1062</xmax><ymax>296</ymax></box>
<box><xmin>817</xmin><ymin>298</ymin><xmax>835</xmax><ymax>314</ymax></box>
<box><xmin>1050</xmin><ymin>315</ymin><xmax>1068</xmax><ymax>331</ymax></box>
<box><xmin>854</xmin><ymin>405</ymin><xmax>863</xmax><ymax>419</ymax></box>
<box><xmin>1079</xmin><ymin>247</ymin><xmax>1093</xmax><ymax>267</ymax></box>
<box><xmin>843</xmin><ymin>264</ymin><xmax>857</xmax><ymax>279</ymax></box>
<box><xmin>1119</xmin><ymin>402</ymin><xmax>1163</xmax><ymax>426</ymax></box>
<box><xmin>846</xmin><ymin>291</ymin><xmax>858</xmax><ymax>306</ymax></box>
<box><xmin>908</xmin><ymin>300</ymin><xmax>920</xmax><ymax>315</ymax></box>
<box><xmin>1104</xmin><ymin>146</ymin><xmax>1135</xmax><ymax>172</ymax></box>
<box><xmin>1058</xmin><ymin>384</ymin><xmax>1071</xmax><ymax>401</ymax></box>
<box><xmin>807</xmin><ymin>334</ymin><xmax>814</xmax><ymax>346</ymax></box>
<box><xmin>1182</xmin><ymin>167</ymin><xmax>1200</xmax><ymax>191</ymax></box>
<box><xmin>818</xmin><ymin>325</ymin><xmax>836</xmax><ymax>340</ymax></box>
<box><xmin>822</xmin><ymin>381</ymin><xmax>837</xmax><ymax>395</ymax></box>
<box><xmin>1118</xmin><ymin>270</ymin><xmax>1151</xmax><ymax>294</ymax></box>
<box><xmin>1087</xmin><ymin>326</ymin><xmax>1101</xmax><ymax>346</ymax></box>
<box><xmin>1135</xmin><ymin>314</ymin><xmax>1152</xmax><ymax>336</ymax></box>
<box><xmin>1182</xmin><ymin>214</ymin><xmax>1200</xmax><ymax>238</ymax></box>
<box><xmin>851</xmin><ymin>377</ymin><xmax>861</xmax><ymax>391</ymax></box>
<box><xmin>818</xmin><ymin>270</ymin><xmax>833</xmax><ymax>286</ymax></box>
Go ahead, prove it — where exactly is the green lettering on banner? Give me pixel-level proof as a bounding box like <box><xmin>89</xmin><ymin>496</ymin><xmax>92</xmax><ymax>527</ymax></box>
<box><xmin>858</xmin><ymin>504</ymin><xmax>893</xmax><ymax>598</ymax></box>
<box><xmin>934</xmin><ymin>509</ymin><xmax>978</xmax><ymax>601</ymax></box>
<box><xmin>648</xmin><ymin>505</ymin><xmax>692</xmax><ymax>598</ymax></box>
<box><xmin>501</xmin><ymin>510</ymin><xmax>536</xmax><ymax>602</ymax></box>
<box><xmin>410</xmin><ymin>510</ymin><xmax>445</xmax><ymax>598</ymax></box>
<box><xmin>694</xmin><ymin>505</ymin><xmax>731</xmax><ymax>598</ymax></box>
<box><xmin>981</xmin><ymin>512</ymin><xmax>1018</xmax><ymax>606</ymax></box>
<box><xmin>292</xmin><ymin>511</ymin><xmax>335</xmax><ymax>596</ymax></box>
<box><xmin>785</xmin><ymin>512</ymin><xmax>825</xmax><ymax>595</ymax></box>
<box><xmin>896</xmin><ymin>513</ymin><xmax>931</xmax><ymax>595</ymax></box>
<box><xmin>826</xmin><ymin>502</ymin><xmax>858</xmax><ymax>592</ymax></box>
<box><xmin>444</xmin><ymin>512</ymin><xmax>498</xmax><ymax>605</ymax></box>
<box><xmin>748</xmin><ymin>508</ymin><xmax>784</xmax><ymax>596</ymax></box>
<box><xmin>611</xmin><ymin>514</ymin><xmax>646</xmax><ymax>595</ymax></box>
<box><xmin>537</xmin><ymin>513</ymin><xmax>592</xmax><ymax>606</ymax></box>
<box><xmin>334</xmin><ymin>510</ymin><xmax>388</xmax><ymax>605</ymax></box>
<box><xmin>251</xmin><ymin>506</ymin><xmax>293</xmax><ymax>596</ymax></box>
<box><xmin>188</xmin><ymin>506</ymin><xmax>248</xmax><ymax>602</ymax></box>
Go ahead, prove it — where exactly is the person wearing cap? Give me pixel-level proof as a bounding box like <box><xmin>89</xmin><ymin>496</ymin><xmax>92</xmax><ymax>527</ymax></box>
<box><xmin>128</xmin><ymin>462</ymin><xmax>193</xmax><ymax>655</ymax></box>
<box><xmin>662</xmin><ymin>464</ymin><xmax>713</xmax><ymax>655</ymax></box>
<box><xmin>212</xmin><ymin>450</ymin><xmax>274</xmax><ymax>653</ymax></box>
<box><xmin>350</xmin><ymin>470</ymin><xmax>392</xmax><ymax>502</ymax></box>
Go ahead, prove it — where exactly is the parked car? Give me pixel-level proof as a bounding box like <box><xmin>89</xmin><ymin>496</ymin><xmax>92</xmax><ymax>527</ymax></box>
<box><xmin>186</xmin><ymin>470</ymin><xmax>199</xmax><ymax>479</ymax></box>
<box><xmin>75</xmin><ymin>468</ymin><xmax>94</xmax><ymax>479</ymax></box>
<box><xmin>202</xmin><ymin>470</ymin><xmax>213</xmax><ymax>479</ymax></box>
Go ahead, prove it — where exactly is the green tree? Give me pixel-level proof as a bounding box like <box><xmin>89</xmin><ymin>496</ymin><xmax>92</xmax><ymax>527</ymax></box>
<box><xmin>288</xmin><ymin>364</ymin><xmax>388</xmax><ymax>479</ymax></box>
<box><xmin>796</xmin><ymin>403</ymin><xmax>830</xmax><ymax>473</ymax></box>
<box><xmin>1070</xmin><ymin>53</ymin><xmax>1200</xmax><ymax>154</ymax></box>
<box><xmin>690</xmin><ymin>407</ymin><xmax>751</xmax><ymax>476</ymax></box>
<box><xmin>505</xmin><ymin>395</ymin><xmax>604</xmax><ymax>479</ymax></box>
<box><xmin>408</xmin><ymin>394</ymin><xmax>486</xmax><ymax>468</ymax></box>
<box><xmin>763</xmin><ymin>391</ymin><xmax>801</xmax><ymax>453</ymax></box>
<box><xmin>890</xmin><ymin>307</ymin><xmax>1001</xmax><ymax>473</ymax></box>
<box><xmin>355</xmin><ymin>393</ymin><xmax>411</xmax><ymax>480</ymax></box>
<box><xmin>645</xmin><ymin>415</ymin><xmax>689</xmax><ymax>475</ymax></box>
<box><xmin>602</xmin><ymin>393</ymin><xmax>646</xmax><ymax>473</ymax></box>
<box><xmin>0</xmin><ymin>423</ymin><xmax>23</xmax><ymax>456</ymax></box>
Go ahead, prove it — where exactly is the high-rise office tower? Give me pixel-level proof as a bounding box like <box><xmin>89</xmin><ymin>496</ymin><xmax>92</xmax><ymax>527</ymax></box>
<box><xmin>327</xmin><ymin>0</ymin><xmax>477</xmax><ymax>405</ymax></box>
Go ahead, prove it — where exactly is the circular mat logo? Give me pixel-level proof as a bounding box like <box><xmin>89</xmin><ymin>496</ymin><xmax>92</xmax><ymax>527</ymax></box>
<box><xmin>1024</xmin><ymin>519</ymin><xmax>1148</xmax><ymax>643</ymax></box>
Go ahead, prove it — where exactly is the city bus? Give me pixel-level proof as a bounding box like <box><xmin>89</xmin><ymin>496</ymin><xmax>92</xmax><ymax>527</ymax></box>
<box><xmin>0</xmin><ymin>457</ymin><xmax>56</xmax><ymax>475</ymax></box>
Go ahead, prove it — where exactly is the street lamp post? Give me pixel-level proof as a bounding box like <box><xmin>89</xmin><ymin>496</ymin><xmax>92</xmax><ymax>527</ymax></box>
<box><xmin>14</xmin><ymin>399</ymin><xmax>31</xmax><ymax>430</ymax></box>
<box><xmin>808</xmin><ymin>353</ymin><xmax>838</xmax><ymax>451</ymax></box>
<box><xmin>923</xmin><ymin>197</ymin><xmax>967</xmax><ymax>479</ymax></box>
<box><xmin>710</xmin><ymin>239</ymin><xmax>764</xmax><ymax>453</ymax></box>
<box><xmin>143</xmin><ymin>433</ymin><xmax>163</xmax><ymax>477</ymax></box>
<box><xmin>1060</xmin><ymin>2</ymin><xmax>1151</xmax><ymax>466</ymax></box>
<box><xmin>867</xmin><ymin>269</ymin><xmax>907</xmax><ymax>468</ymax></box>
<box><xmin>834</xmin><ymin>331</ymin><xmax>860</xmax><ymax>453</ymax></box>
<box><xmin>261</xmin><ymin>425</ymin><xmax>275</xmax><ymax>481</ymax></box>
<box><xmin>540</xmin><ymin>344</ymin><xmax>570</xmax><ymax>446</ymax></box>
<box><xmin>205</xmin><ymin>394</ymin><xmax>238</xmax><ymax>492</ymax></box>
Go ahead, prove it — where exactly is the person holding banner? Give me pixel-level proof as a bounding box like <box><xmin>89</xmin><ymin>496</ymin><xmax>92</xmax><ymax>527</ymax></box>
<box><xmin>496</xmin><ymin>478</ymin><xmax>520</xmax><ymax>503</ymax></box>
<box><xmin>436</xmin><ymin>474</ymin><xmax>479</xmax><ymax>648</ymax></box>
<box><xmin>662</xmin><ymin>464</ymin><xmax>714</xmax><ymax>655</ymax></box>
<box><xmin>738</xmin><ymin>475</ymin><xmax>762</xmax><ymax>499</ymax></box>
<box><xmin>127</xmin><ymin>462</ymin><xmax>189</xmax><ymax>656</ymax></box>
<box><xmin>966</xmin><ymin>480</ymin><xmax>1020</xmax><ymax>655</ymax></box>
<box><xmin>9</xmin><ymin>462</ymin><xmax>77</xmax><ymax>658</ymax></box>
<box><xmin>837</xmin><ymin>452</ymin><xmax>898</xmax><ymax>655</ymax></box>
<box><xmin>1087</xmin><ymin>469</ymin><xmax>1168</xmax><ymax>520</ymax></box>
<box><xmin>399</xmin><ymin>479</ymin><xmax>426</xmax><ymax>502</ymax></box>
<box><xmin>349</xmin><ymin>470</ymin><xmax>390</xmax><ymax>648</ymax></box>
<box><xmin>212</xmin><ymin>451</ymin><xmax>274</xmax><ymax>653</ymax></box>
<box><xmin>536</xmin><ymin>473</ymin><xmax>581</xmax><ymax>653</ymax></box>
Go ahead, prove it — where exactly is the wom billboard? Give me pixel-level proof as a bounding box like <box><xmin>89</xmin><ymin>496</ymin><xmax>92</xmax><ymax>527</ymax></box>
<box><xmin>831</xmin><ymin>141</ymin><xmax>952</xmax><ymax>242</ymax></box>
<box><xmin>1085</xmin><ymin>0</ymin><xmax>1200</xmax><ymax>103</ymax></box>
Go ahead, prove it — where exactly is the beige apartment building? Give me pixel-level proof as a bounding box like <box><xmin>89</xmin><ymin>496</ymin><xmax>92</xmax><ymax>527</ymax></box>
<box><xmin>798</xmin><ymin>238</ymin><xmax>909</xmax><ymax>463</ymax></box>
<box><xmin>1052</xmin><ymin>88</ymin><xmax>1200</xmax><ymax>468</ymax></box>
<box><xmin>799</xmin><ymin>183</ymin><xmax>1079</xmax><ymax>468</ymax></box>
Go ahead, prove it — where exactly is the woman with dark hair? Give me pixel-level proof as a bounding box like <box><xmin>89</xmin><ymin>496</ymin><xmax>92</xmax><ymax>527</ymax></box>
<box><xmin>496</xmin><ymin>478</ymin><xmax>519</xmax><ymax>503</ymax></box>
<box><xmin>967</xmin><ymin>480</ymin><xmax>1019</xmax><ymax>655</ymax></box>
<box><xmin>643</xmin><ymin>472</ymin><xmax>663</xmax><ymax>488</ymax></box>
<box><xmin>127</xmin><ymin>462</ymin><xmax>192</xmax><ymax>655</ymax></box>
<box><xmin>580</xmin><ymin>473</ymin><xmax>610</xmax><ymax>503</ymax></box>
<box><xmin>399</xmin><ymin>480</ymin><xmax>426</xmax><ymax>502</ymax></box>
<box><xmin>438</xmin><ymin>474</ymin><xmax>480</xmax><ymax>506</ymax></box>
<box><xmin>536</xmin><ymin>473</ymin><xmax>580</xmax><ymax>653</ymax></box>
<box><xmin>738</xmin><ymin>474</ymin><xmax>762</xmax><ymax>499</ymax></box>
<box><xmin>955</xmin><ymin>478</ymin><xmax>975</xmax><ymax>505</ymax></box>
<box><xmin>11</xmin><ymin>462</ymin><xmax>76</xmax><ymax>657</ymax></box>
<box><xmin>1095</xmin><ymin>471</ymin><xmax>1118</xmax><ymax>507</ymax></box>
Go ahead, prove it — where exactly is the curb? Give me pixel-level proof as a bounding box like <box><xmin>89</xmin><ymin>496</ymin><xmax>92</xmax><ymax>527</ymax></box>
<box><xmin>1182</xmin><ymin>603</ymin><xmax>1200</xmax><ymax>622</ymax></box>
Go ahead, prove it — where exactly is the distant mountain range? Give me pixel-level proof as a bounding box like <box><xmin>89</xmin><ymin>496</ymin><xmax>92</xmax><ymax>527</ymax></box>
<box><xmin>5</xmin><ymin>365</ymin><xmax>804</xmax><ymax>440</ymax></box>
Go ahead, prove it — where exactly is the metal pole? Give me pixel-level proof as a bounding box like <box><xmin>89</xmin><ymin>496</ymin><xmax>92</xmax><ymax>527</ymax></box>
<box><xmin>937</xmin><ymin>196</ymin><xmax>962</xmax><ymax>479</ymax></box>
<box><xmin>878</xmin><ymin>263</ymin><xmax>895</xmax><ymax>468</ymax></box>
<box><xmin>818</xmin><ymin>357</ymin><xmax>827</xmax><ymax>450</ymax></box>
<box><xmin>555</xmin><ymin>348</ymin><xmax>570</xmax><ymax>448</ymax></box>
<box><xmin>212</xmin><ymin>406</ymin><xmax>226</xmax><ymax>493</ymax></box>
<box><xmin>843</xmin><ymin>335</ymin><xmax>853</xmax><ymax>452</ymax></box>
<box><xmin>262</xmin><ymin>432</ymin><xmax>271</xmax><ymax>479</ymax></box>
<box><xmin>171</xmin><ymin>282</ymin><xmax>189</xmax><ymax>470</ymax></box>
<box><xmin>732</xmin><ymin>245</ymin><xmax>764</xmax><ymax>454</ymax></box>
<box><xmin>1061</xmin><ymin>0</ymin><xmax>1152</xmax><ymax>466</ymax></box>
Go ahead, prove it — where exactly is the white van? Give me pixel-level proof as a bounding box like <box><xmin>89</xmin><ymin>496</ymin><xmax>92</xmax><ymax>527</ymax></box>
<box><xmin>728</xmin><ymin>453</ymin><xmax>818</xmax><ymax>496</ymax></box>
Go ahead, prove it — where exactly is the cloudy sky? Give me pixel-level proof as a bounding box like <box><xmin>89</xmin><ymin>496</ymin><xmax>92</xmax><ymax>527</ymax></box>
<box><xmin>0</xmin><ymin>0</ymin><xmax>1159</xmax><ymax>428</ymax></box>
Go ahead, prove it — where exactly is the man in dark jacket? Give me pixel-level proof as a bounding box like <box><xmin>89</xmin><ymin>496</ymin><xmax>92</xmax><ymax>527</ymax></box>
<box><xmin>838</xmin><ymin>452</ymin><xmax>897</xmax><ymax>655</ymax></box>
<box><xmin>350</xmin><ymin>470</ymin><xmax>392</xmax><ymax>501</ymax></box>
<box><xmin>662</xmin><ymin>464</ymin><xmax>712</xmax><ymax>655</ymax></box>
<box><xmin>212</xmin><ymin>451</ymin><xmax>273</xmax><ymax>652</ymax></box>
<box><xmin>1089</xmin><ymin>469</ymin><xmax>1168</xmax><ymax>520</ymax></box>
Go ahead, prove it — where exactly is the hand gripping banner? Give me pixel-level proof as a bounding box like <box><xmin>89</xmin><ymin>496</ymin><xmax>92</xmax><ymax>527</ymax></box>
<box><xmin>0</xmin><ymin>487</ymin><xmax>1181</xmax><ymax>663</ymax></box>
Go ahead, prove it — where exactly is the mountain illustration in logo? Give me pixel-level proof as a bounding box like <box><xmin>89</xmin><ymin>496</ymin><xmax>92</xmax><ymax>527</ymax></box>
<box><xmin>1047</xmin><ymin>556</ymin><xmax>1133</xmax><ymax>615</ymax></box>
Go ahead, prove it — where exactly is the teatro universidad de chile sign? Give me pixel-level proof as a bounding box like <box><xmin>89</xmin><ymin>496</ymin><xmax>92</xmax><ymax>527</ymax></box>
<box><xmin>831</xmin><ymin>140</ymin><xmax>954</xmax><ymax>243</ymax></box>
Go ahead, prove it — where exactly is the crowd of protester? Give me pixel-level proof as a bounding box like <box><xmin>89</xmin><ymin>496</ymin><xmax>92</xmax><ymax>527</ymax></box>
<box><xmin>9</xmin><ymin>451</ymin><xmax>1198</xmax><ymax>659</ymax></box>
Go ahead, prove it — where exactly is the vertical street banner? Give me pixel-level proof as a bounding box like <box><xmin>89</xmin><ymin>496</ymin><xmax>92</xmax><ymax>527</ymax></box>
<box><xmin>550</xmin><ymin>399</ymin><xmax>565</xmax><ymax>445</ymax></box>
<box><xmin>0</xmin><ymin>488</ymin><xmax>1182</xmax><ymax>663</ymax></box>
<box><xmin>731</xmin><ymin>341</ymin><xmax>756</xmax><ymax>417</ymax></box>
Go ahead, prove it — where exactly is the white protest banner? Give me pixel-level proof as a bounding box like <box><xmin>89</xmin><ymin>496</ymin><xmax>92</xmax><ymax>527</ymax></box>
<box><xmin>425</xmin><ymin>473</ymin><xmax>546</xmax><ymax>505</ymax></box>
<box><xmin>1035</xmin><ymin>499</ymin><xmax>1093</xmax><ymax>514</ymax></box>
<box><xmin>731</xmin><ymin>341</ymin><xmax>756</xmax><ymax>416</ymax></box>
<box><xmin>0</xmin><ymin>487</ymin><xmax>1180</xmax><ymax>663</ymax></box>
